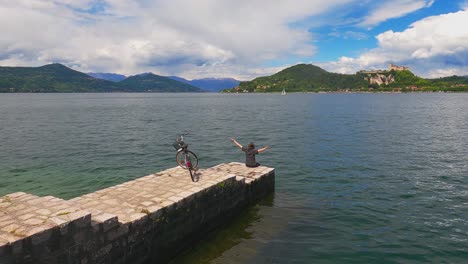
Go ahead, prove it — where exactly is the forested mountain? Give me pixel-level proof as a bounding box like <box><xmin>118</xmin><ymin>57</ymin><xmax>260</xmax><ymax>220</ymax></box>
<box><xmin>0</xmin><ymin>64</ymin><xmax>119</xmax><ymax>92</ymax></box>
<box><xmin>231</xmin><ymin>64</ymin><xmax>367</xmax><ymax>92</ymax></box>
<box><xmin>0</xmin><ymin>64</ymin><xmax>202</xmax><ymax>92</ymax></box>
<box><xmin>118</xmin><ymin>73</ymin><xmax>202</xmax><ymax>92</ymax></box>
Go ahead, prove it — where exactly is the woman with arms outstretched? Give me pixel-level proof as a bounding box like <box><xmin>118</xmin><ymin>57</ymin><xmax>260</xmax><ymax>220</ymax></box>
<box><xmin>230</xmin><ymin>138</ymin><xmax>269</xmax><ymax>167</ymax></box>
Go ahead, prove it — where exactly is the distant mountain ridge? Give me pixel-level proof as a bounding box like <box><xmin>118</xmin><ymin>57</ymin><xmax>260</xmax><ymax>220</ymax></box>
<box><xmin>87</xmin><ymin>72</ymin><xmax>240</xmax><ymax>92</ymax></box>
<box><xmin>87</xmin><ymin>72</ymin><xmax>126</xmax><ymax>82</ymax></box>
<box><xmin>0</xmin><ymin>64</ymin><xmax>201</xmax><ymax>93</ymax></box>
<box><xmin>167</xmin><ymin>76</ymin><xmax>240</xmax><ymax>92</ymax></box>
<box><xmin>118</xmin><ymin>73</ymin><xmax>202</xmax><ymax>92</ymax></box>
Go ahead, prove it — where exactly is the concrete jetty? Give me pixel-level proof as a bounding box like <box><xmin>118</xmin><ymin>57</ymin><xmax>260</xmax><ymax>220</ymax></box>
<box><xmin>0</xmin><ymin>162</ymin><xmax>275</xmax><ymax>264</ymax></box>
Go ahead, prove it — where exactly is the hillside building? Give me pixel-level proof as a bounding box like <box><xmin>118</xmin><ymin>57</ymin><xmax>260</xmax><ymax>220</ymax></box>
<box><xmin>389</xmin><ymin>64</ymin><xmax>409</xmax><ymax>71</ymax></box>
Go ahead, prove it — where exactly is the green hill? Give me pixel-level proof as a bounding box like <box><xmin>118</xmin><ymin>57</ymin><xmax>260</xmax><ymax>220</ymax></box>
<box><xmin>234</xmin><ymin>64</ymin><xmax>367</xmax><ymax>92</ymax></box>
<box><xmin>225</xmin><ymin>64</ymin><xmax>468</xmax><ymax>93</ymax></box>
<box><xmin>0</xmin><ymin>64</ymin><xmax>202</xmax><ymax>93</ymax></box>
<box><xmin>117</xmin><ymin>73</ymin><xmax>202</xmax><ymax>92</ymax></box>
<box><xmin>427</xmin><ymin>75</ymin><xmax>468</xmax><ymax>85</ymax></box>
<box><xmin>0</xmin><ymin>64</ymin><xmax>119</xmax><ymax>92</ymax></box>
<box><xmin>384</xmin><ymin>71</ymin><xmax>468</xmax><ymax>91</ymax></box>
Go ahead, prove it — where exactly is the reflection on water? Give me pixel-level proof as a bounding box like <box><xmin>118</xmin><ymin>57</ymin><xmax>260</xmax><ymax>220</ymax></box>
<box><xmin>170</xmin><ymin>195</ymin><xmax>273</xmax><ymax>264</ymax></box>
<box><xmin>170</xmin><ymin>193</ymin><xmax>311</xmax><ymax>264</ymax></box>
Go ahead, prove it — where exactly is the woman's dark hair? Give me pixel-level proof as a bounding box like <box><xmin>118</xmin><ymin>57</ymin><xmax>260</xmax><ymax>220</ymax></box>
<box><xmin>248</xmin><ymin>142</ymin><xmax>255</xmax><ymax>150</ymax></box>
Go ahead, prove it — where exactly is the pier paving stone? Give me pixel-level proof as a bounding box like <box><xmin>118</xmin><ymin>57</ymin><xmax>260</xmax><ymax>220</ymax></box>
<box><xmin>0</xmin><ymin>192</ymin><xmax>91</xmax><ymax>251</ymax></box>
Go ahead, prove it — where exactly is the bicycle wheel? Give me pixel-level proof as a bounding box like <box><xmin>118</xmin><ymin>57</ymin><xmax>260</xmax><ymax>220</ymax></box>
<box><xmin>176</xmin><ymin>150</ymin><xmax>199</xmax><ymax>170</ymax></box>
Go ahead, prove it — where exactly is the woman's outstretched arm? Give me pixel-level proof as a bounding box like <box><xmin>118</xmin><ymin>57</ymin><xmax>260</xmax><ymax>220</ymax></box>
<box><xmin>258</xmin><ymin>146</ymin><xmax>270</xmax><ymax>153</ymax></box>
<box><xmin>230</xmin><ymin>138</ymin><xmax>243</xmax><ymax>149</ymax></box>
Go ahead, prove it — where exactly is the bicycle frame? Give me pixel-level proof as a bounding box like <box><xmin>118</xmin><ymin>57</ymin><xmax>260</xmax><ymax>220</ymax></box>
<box><xmin>183</xmin><ymin>150</ymin><xmax>193</xmax><ymax>169</ymax></box>
<box><xmin>174</xmin><ymin>134</ymin><xmax>199</xmax><ymax>181</ymax></box>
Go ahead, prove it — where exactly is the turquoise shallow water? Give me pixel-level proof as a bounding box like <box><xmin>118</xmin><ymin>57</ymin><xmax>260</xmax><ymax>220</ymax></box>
<box><xmin>0</xmin><ymin>93</ymin><xmax>467</xmax><ymax>263</ymax></box>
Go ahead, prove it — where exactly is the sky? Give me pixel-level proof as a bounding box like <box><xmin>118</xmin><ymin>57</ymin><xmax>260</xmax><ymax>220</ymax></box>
<box><xmin>0</xmin><ymin>0</ymin><xmax>467</xmax><ymax>80</ymax></box>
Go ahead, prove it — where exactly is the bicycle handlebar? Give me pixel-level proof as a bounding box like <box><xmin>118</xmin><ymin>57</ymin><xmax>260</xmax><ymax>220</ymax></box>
<box><xmin>176</xmin><ymin>132</ymin><xmax>192</xmax><ymax>142</ymax></box>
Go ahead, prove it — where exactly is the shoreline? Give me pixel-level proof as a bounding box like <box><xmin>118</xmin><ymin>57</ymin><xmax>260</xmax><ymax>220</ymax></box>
<box><xmin>0</xmin><ymin>90</ymin><xmax>467</xmax><ymax>94</ymax></box>
<box><xmin>224</xmin><ymin>90</ymin><xmax>467</xmax><ymax>94</ymax></box>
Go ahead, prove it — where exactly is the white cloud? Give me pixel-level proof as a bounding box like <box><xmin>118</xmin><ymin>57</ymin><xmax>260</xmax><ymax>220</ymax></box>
<box><xmin>329</xmin><ymin>31</ymin><xmax>369</xmax><ymax>40</ymax></box>
<box><xmin>0</xmin><ymin>0</ymin><xmax>355</xmax><ymax>79</ymax></box>
<box><xmin>317</xmin><ymin>56</ymin><xmax>365</xmax><ymax>74</ymax></box>
<box><xmin>359</xmin><ymin>0</ymin><xmax>434</xmax><ymax>27</ymax></box>
<box><xmin>319</xmin><ymin>10</ymin><xmax>468</xmax><ymax>78</ymax></box>
<box><xmin>425</xmin><ymin>67</ymin><xmax>468</xmax><ymax>77</ymax></box>
<box><xmin>2</xmin><ymin>1</ymin><xmax>465</xmax><ymax>80</ymax></box>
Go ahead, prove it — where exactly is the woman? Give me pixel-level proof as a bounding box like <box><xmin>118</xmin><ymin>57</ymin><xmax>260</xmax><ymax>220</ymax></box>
<box><xmin>230</xmin><ymin>138</ymin><xmax>270</xmax><ymax>167</ymax></box>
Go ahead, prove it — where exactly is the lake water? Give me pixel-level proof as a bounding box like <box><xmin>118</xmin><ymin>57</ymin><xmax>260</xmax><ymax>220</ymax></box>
<box><xmin>0</xmin><ymin>93</ymin><xmax>467</xmax><ymax>263</ymax></box>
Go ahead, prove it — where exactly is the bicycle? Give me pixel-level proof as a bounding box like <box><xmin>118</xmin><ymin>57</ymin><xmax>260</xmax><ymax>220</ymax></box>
<box><xmin>173</xmin><ymin>134</ymin><xmax>199</xmax><ymax>182</ymax></box>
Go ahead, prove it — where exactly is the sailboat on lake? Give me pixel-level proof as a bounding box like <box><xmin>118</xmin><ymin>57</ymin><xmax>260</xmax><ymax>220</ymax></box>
<box><xmin>281</xmin><ymin>88</ymin><xmax>286</xmax><ymax>95</ymax></box>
